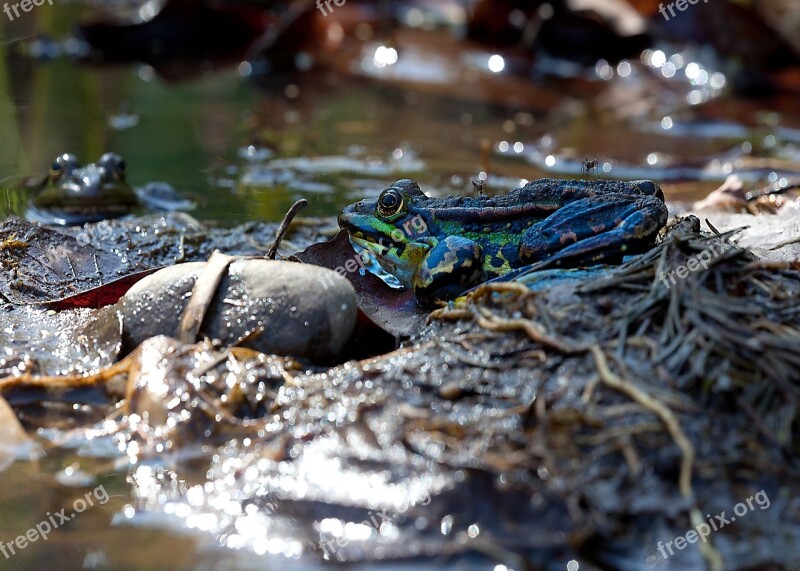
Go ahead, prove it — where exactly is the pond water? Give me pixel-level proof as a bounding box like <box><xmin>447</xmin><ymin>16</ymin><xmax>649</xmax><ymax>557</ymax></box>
<box><xmin>1</xmin><ymin>3</ymin><xmax>800</xmax><ymax>571</ymax></box>
<box><xmin>5</xmin><ymin>5</ymin><xmax>800</xmax><ymax>229</ymax></box>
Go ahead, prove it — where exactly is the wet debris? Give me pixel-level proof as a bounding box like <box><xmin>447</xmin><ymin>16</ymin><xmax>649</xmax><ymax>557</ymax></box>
<box><xmin>0</xmin><ymin>213</ymin><xmax>337</xmax><ymax>307</ymax></box>
<box><xmin>692</xmin><ymin>174</ymin><xmax>800</xmax><ymax>214</ymax></box>
<box><xmin>1</xmin><ymin>218</ymin><xmax>799</xmax><ymax>569</ymax></box>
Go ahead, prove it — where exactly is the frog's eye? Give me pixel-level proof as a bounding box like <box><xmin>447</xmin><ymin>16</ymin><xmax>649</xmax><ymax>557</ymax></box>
<box><xmin>49</xmin><ymin>153</ymin><xmax>78</xmax><ymax>179</ymax></box>
<box><xmin>99</xmin><ymin>153</ymin><xmax>126</xmax><ymax>179</ymax></box>
<box><xmin>377</xmin><ymin>188</ymin><xmax>405</xmax><ymax>218</ymax></box>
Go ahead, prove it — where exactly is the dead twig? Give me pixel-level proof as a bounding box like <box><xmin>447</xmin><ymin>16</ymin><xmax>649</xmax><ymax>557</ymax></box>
<box><xmin>266</xmin><ymin>199</ymin><xmax>307</xmax><ymax>259</ymax></box>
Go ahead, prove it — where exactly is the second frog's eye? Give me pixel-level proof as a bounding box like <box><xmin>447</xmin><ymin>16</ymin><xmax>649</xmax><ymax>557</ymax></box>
<box><xmin>99</xmin><ymin>153</ymin><xmax>127</xmax><ymax>179</ymax></box>
<box><xmin>377</xmin><ymin>188</ymin><xmax>405</xmax><ymax>218</ymax></box>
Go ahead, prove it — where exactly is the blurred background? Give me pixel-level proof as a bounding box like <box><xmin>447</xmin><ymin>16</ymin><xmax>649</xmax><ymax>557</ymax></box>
<box><xmin>1</xmin><ymin>3</ymin><xmax>800</xmax><ymax>570</ymax></box>
<box><xmin>2</xmin><ymin>0</ymin><xmax>800</xmax><ymax>225</ymax></box>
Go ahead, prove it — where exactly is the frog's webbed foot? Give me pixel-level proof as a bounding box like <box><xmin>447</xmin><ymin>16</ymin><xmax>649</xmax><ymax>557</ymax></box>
<box><xmin>520</xmin><ymin>194</ymin><xmax>667</xmax><ymax>268</ymax></box>
<box><xmin>413</xmin><ymin>236</ymin><xmax>483</xmax><ymax>305</ymax></box>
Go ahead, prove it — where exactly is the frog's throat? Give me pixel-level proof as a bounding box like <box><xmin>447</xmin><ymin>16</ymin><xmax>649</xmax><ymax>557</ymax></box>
<box><xmin>349</xmin><ymin>234</ymin><xmax>389</xmax><ymax>257</ymax></box>
<box><xmin>348</xmin><ymin>235</ymin><xmax>421</xmax><ymax>289</ymax></box>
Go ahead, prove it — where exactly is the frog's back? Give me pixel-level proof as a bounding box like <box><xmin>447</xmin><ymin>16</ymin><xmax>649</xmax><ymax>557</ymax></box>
<box><xmin>420</xmin><ymin>177</ymin><xmax>665</xmax><ymax>277</ymax></box>
<box><xmin>424</xmin><ymin>178</ymin><xmax>662</xmax><ymax>224</ymax></box>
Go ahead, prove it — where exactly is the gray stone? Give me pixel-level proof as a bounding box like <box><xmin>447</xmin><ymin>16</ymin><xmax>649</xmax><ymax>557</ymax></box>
<box><xmin>118</xmin><ymin>259</ymin><xmax>357</xmax><ymax>362</ymax></box>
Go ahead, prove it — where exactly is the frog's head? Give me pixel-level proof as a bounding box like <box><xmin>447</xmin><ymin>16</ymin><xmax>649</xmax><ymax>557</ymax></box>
<box><xmin>44</xmin><ymin>152</ymin><xmax>129</xmax><ymax>197</ymax></box>
<box><xmin>338</xmin><ymin>179</ymin><xmax>435</xmax><ymax>288</ymax></box>
<box><xmin>32</xmin><ymin>153</ymin><xmax>137</xmax><ymax>224</ymax></box>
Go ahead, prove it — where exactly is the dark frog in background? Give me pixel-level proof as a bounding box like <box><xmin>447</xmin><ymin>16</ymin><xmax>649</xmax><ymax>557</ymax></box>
<box><xmin>26</xmin><ymin>153</ymin><xmax>138</xmax><ymax>225</ymax></box>
<box><xmin>339</xmin><ymin>178</ymin><xmax>668</xmax><ymax>305</ymax></box>
<box><xmin>21</xmin><ymin>153</ymin><xmax>193</xmax><ymax>226</ymax></box>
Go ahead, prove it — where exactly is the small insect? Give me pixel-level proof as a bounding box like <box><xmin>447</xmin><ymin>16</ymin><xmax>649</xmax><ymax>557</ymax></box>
<box><xmin>581</xmin><ymin>158</ymin><xmax>599</xmax><ymax>178</ymax></box>
<box><xmin>471</xmin><ymin>175</ymin><xmax>487</xmax><ymax>196</ymax></box>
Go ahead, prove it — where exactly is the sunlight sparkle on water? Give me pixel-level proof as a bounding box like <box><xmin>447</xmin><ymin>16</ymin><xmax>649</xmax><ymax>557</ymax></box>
<box><xmin>595</xmin><ymin>59</ymin><xmax>613</xmax><ymax>80</ymax></box>
<box><xmin>137</xmin><ymin>1</ymin><xmax>160</xmax><ymax>22</ymax></box>
<box><xmin>373</xmin><ymin>46</ymin><xmax>399</xmax><ymax>68</ymax></box>
<box><xmin>710</xmin><ymin>73</ymin><xmax>726</xmax><ymax>89</ymax></box>
<box><xmin>648</xmin><ymin>50</ymin><xmax>666</xmax><ymax>68</ymax></box>
<box><xmin>440</xmin><ymin>515</ymin><xmax>453</xmax><ymax>535</ymax></box>
<box><xmin>488</xmin><ymin>54</ymin><xmax>505</xmax><ymax>73</ymax></box>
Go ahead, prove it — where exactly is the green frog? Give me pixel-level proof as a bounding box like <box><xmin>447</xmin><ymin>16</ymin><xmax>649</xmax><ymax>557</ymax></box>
<box><xmin>338</xmin><ymin>178</ymin><xmax>668</xmax><ymax>305</ymax></box>
<box><xmin>25</xmin><ymin>153</ymin><xmax>139</xmax><ymax>225</ymax></box>
<box><xmin>22</xmin><ymin>153</ymin><xmax>193</xmax><ymax>226</ymax></box>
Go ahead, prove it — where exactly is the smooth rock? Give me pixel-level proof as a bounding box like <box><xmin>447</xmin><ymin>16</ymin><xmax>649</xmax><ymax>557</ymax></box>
<box><xmin>118</xmin><ymin>259</ymin><xmax>357</xmax><ymax>362</ymax></box>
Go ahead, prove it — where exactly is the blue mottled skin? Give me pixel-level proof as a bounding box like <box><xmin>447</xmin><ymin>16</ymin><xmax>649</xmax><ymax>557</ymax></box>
<box><xmin>338</xmin><ymin>178</ymin><xmax>667</xmax><ymax>305</ymax></box>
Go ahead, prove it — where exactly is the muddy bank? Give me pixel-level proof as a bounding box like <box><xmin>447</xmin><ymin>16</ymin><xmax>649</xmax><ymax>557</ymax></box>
<box><xmin>1</xmin><ymin>203</ymin><xmax>798</xmax><ymax>570</ymax></box>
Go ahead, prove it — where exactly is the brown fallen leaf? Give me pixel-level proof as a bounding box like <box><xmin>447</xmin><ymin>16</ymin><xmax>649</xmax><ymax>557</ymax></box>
<box><xmin>292</xmin><ymin>231</ymin><xmax>428</xmax><ymax>339</ymax></box>
<box><xmin>0</xmin><ymin>216</ymin><xmax>159</xmax><ymax>307</ymax></box>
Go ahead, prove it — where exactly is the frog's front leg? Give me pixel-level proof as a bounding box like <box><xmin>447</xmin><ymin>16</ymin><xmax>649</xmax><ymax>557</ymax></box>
<box><xmin>413</xmin><ymin>236</ymin><xmax>484</xmax><ymax>305</ymax></box>
<box><xmin>520</xmin><ymin>194</ymin><xmax>667</xmax><ymax>267</ymax></box>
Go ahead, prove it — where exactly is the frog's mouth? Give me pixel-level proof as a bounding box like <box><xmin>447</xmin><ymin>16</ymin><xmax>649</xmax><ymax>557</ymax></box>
<box><xmin>337</xmin><ymin>214</ymin><xmax>398</xmax><ymax>260</ymax></box>
<box><xmin>348</xmin><ymin>232</ymin><xmax>389</xmax><ymax>256</ymax></box>
<box><xmin>347</xmin><ymin>233</ymin><xmax>415</xmax><ymax>288</ymax></box>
